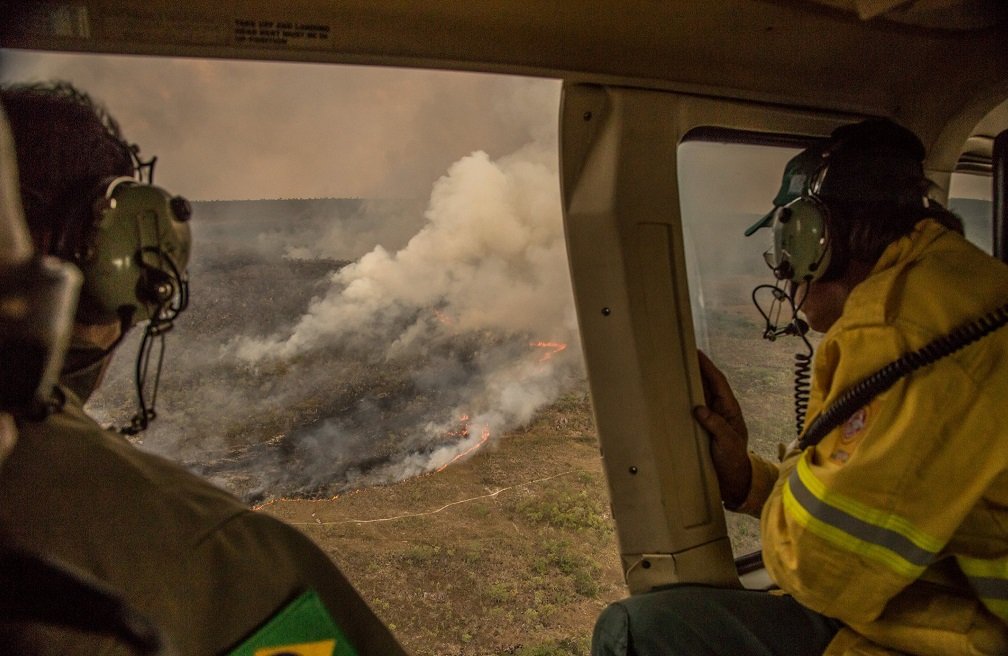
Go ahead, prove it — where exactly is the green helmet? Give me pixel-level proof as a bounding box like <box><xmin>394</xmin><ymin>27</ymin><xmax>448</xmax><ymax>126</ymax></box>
<box><xmin>77</xmin><ymin>177</ymin><xmax>191</xmax><ymax>326</ymax></box>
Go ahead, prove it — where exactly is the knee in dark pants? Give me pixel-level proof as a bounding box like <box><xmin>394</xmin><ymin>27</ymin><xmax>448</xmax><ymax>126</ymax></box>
<box><xmin>592</xmin><ymin>601</ymin><xmax>630</xmax><ymax>656</ymax></box>
<box><xmin>591</xmin><ymin>585</ymin><xmax>841</xmax><ymax>656</ymax></box>
<box><xmin>591</xmin><ymin>588</ymin><xmax>703</xmax><ymax>656</ymax></box>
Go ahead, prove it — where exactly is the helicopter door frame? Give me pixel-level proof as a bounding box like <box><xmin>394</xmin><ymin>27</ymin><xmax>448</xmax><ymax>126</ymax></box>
<box><xmin>559</xmin><ymin>83</ymin><xmax>852</xmax><ymax>593</ymax></box>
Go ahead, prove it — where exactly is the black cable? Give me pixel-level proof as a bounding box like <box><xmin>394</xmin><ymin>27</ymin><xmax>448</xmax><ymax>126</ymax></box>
<box><xmin>147</xmin><ymin>329</ymin><xmax>166</xmax><ymax>417</ymax></box>
<box><xmin>799</xmin><ymin>301</ymin><xmax>1008</xmax><ymax>449</ymax></box>
<box><xmin>752</xmin><ymin>282</ymin><xmax>798</xmax><ymax>342</ymax></box>
<box><xmin>793</xmin><ymin>348</ymin><xmax>813</xmax><ymax>437</ymax></box>
<box><xmin>122</xmin><ymin>324</ymin><xmax>165</xmax><ymax>435</ymax></box>
<box><xmin>120</xmin><ymin>252</ymin><xmax>187</xmax><ymax>435</ymax></box>
<box><xmin>753</xmin><ymin>281</ymin><xmax>816</xmax><ymax>435</ymax></box>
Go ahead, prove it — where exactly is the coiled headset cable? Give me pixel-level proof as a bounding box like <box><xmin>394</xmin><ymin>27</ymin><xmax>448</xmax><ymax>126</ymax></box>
<box><xmin>792</xmin><ymin>338</ymin><xmax>814</xmax><ymax>438</ymax></box>
<box><xmin>753</xmin><ymin>281</ymin><xmax>814</xmax><ymax>435</ymax></box>
<box><xmin>799</xmin><ymin>301</ymin><xmax>1008</xmax><ymax>449</ymax></box>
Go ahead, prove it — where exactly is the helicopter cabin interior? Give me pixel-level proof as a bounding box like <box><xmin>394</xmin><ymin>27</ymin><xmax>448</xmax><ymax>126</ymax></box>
<box><xmin>2</xmin><ymin>0</ymin><xmax>1008</xmax><ymax>648</ymax></box>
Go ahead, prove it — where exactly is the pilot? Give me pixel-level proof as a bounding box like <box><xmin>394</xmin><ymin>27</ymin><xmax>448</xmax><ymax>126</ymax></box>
<box><xmin>0</xmin><ymin>82</ymin><xmax>405</xmax><ymax>655</ymax></box>
<box><xmin>593</xmin><ymin>119</ymin><xmax>1008</xmax><ymax>655</ymax></box>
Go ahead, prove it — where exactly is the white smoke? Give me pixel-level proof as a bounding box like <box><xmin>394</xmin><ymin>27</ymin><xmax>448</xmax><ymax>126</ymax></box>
<box><xmin>237</xmin><ymin>144</ymin><xmax>571</xmax><ymax>356</ymax></box>
<box><xmin>226</xmin><ymin>128</ymin><xmax>582</xmax><ymax>483</ymax></box>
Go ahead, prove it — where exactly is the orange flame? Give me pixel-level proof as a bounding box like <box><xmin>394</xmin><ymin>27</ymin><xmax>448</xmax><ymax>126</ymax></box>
<box><xmin>445</xmin><ymin>414</ymin><xmax>471</xmax><ymax>439</ymax></box>
<box><xmin>529</xmin><ymin>340</ymin><xmax>567</xmax><ymax>362</ymax></box>
<box><xmin>436</xmin><ymin>417</ymin><xmax>491</xmax><ymax>473</ymax></box>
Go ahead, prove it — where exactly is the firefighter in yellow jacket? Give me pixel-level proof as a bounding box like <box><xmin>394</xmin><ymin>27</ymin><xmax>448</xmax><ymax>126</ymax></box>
<box><xmin>0</xmin><ymin>83</ymin><xmax>405</xmax><ymax>654</ymax></box>
<box><xmin>592</xmin><ymin>119</ymin><xmax>1008</xmax><ymax>655</ymax></box>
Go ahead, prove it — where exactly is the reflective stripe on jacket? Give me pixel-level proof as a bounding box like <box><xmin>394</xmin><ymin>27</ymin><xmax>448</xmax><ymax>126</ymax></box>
<box><xmin>755</xmin><ymin>220</ymin><xmax>1008</xmax><ymax>655</ymax></box>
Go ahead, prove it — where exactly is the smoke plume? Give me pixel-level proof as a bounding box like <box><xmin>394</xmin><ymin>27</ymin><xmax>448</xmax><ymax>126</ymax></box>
<box><xmin>224</xmin><ymin>137</ymin><xmax>582</xmax><ymax>488</ymax></box>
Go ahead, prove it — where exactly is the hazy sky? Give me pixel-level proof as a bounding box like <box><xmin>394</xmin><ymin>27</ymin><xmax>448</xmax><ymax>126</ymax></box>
<box><xmin>2</xmin><ymin>49</ymin><xmax>988</xmax><ymax>206</ymax></box>
<box><xmin>1</xmin><ymin>49</ymin><xmax>561</xmax><ymax>201</ymax></box>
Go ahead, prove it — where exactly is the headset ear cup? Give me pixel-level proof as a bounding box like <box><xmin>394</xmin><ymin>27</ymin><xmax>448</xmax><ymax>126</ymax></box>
<box><xmin>773</xmin><ymin>197</ymin><xmax>831</xmax><ymax>283</ymax></box>
<box><xmin>76</xmin><ymin>177</ymin><xmax>191</xmax><ymax>326</ymax></box>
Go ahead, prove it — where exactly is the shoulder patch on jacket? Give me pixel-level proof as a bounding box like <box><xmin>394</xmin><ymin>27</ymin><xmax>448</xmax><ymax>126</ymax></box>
<box><xmin>828</xmin><ymin>404</ymin><xmax>873</xmax><ymax>465</ymax></box>
<box><xmin>841</xmin><ymin>406</ymin><xmax>869</xmax><ymax>442</ymax></box>
<box><xmin>227</xmin><ymin>589</ymin><xmax>358</xmax><ymax>656</ymax></box>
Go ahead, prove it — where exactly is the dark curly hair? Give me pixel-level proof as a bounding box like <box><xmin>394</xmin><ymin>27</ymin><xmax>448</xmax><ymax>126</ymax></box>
<box><xmin>0</xmin><ymin>81</ymin><xmax>136</xmax><ymax>258</ymax></box>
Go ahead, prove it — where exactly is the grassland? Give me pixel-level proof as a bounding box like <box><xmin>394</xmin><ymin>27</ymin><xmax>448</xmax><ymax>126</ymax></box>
<box><xmin>257</xmin><ymin>390</ymin><xmax>624</xmax><ymax>656</ymax></box>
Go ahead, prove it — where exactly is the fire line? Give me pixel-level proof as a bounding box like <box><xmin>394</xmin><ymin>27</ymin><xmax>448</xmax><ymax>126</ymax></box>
<box><xmin>436</xmin><ymin>424</ymin><xmax>491</xmax><ymax>473</ymax></box>
<box><xmin>529</xmin><ymin>340</ymin><xmax>567</xmax><ymax>362</ymax></box>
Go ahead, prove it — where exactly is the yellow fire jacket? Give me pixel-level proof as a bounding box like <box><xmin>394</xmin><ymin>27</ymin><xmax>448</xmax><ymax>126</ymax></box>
<box><xmin>739</xmin><ymin>219</ymin><xmax>1008</xmax><ymax>655</ymax></box>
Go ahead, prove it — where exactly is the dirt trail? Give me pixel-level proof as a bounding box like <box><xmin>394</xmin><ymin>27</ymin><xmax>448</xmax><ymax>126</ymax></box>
<box><xmin>257</xmin><ymin>392</ymin><xmax>626</xmax><ymax>656</ymax></box>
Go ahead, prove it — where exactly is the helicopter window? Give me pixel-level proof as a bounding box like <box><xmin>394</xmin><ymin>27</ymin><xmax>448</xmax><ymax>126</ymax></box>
<box><xmin>949</xmin><ymin>171</ymin><xmax>993</xmax><ymax>254</ymax></box>
<box><xmin>678</xmin><ymin>137</ymin><xmax>814</xmax><ymax>555</ymax></box>
<box><xmin>2</xmin><ymin>51</ymin><xmax>624</xmax><ymax>654</ymax></box>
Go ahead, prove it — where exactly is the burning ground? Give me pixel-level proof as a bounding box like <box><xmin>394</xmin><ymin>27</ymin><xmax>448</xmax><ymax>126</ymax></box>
<box><xmin>87</xmin><ymin>142</ymin><xmax>585</xmax><ymax>503</ymax></box>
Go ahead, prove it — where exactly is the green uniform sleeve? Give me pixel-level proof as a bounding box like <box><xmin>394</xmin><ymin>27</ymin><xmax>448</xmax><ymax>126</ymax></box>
<box><xmin>182</xmin><ymin>511</ymin><xmax>407</xmax><ymax>656</ymax></box>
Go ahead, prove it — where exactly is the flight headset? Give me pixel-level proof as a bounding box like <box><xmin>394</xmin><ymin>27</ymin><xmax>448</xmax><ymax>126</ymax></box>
<box><xmin>54</xmin><ymin>160</ymin><xmax>192</xmax><ymax>434</ymax></box>
<box><xmin>751</xmin><ymin>158</ymin><xmax>834</xmax><ymax>437</ymax></box>
<box><xmin>760</xmin><ymin>138</ymin><xmax>926</xmax><ymax>289</ymax></box>
<box><xmin>763</xmin><ymin>173</ymin><xmax>833</xmax><ymax>287</ymax></box>
<box><xmin>754</xmin><ymin>143</ymin><xmax>1008</xmax><ymax>446</ymax></box>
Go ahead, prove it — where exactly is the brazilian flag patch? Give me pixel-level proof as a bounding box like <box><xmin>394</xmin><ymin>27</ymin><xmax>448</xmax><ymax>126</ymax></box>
<box><xmin>227</xmin><ymin>589</ymin><xmax>358</xmax><ymax>656</ymax></box>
